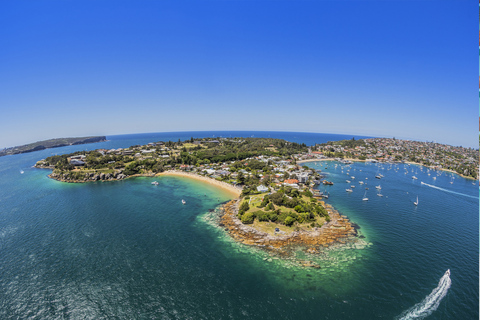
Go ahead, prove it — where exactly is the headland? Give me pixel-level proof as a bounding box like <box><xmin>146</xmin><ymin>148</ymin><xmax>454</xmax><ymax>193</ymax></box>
<box><xmin>33</xmin><ymin>136</ymin><xmax>477</xmax><ymax>265</ymax></box>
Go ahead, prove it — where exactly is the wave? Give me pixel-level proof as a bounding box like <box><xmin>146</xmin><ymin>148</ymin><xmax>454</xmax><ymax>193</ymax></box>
<box><xmin>420</xmin><ymin>182</ymin><xmax>478</xmax><ymax>199</ymax></box>
<box><xmin>397</xmin><ymin>269</ymin><xmax>451</xmax><ymax>320</ymax></box>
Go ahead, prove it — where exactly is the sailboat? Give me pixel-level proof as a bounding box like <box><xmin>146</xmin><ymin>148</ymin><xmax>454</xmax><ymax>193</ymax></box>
<box><xmin>413</xmin><ymin>196</ymin><xmax>418</xmax><ymax>206</ymax></box>
<box><xmin>362</xmin><ymin>190</ymin><xmax>368</xmax><ymax>201</ymax></box>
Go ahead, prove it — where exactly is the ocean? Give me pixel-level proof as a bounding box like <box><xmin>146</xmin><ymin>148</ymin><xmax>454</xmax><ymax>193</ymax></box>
<box><xmin>0</xmin><ymin>131</ymin><xmax>477</xmax><ymax>319</ymax></box>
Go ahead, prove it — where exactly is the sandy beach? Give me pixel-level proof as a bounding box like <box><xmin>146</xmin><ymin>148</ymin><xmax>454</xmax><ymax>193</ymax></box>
<box><xmin>156</xmin><ymin>170</ymin><xmax>242</xmax><ymax>197</ymax></box>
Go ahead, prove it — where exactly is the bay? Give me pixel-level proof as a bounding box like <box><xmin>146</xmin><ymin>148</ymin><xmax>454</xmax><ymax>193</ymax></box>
<box><xmin>0</xmin><ymin>131</ymin><xmax>477</xmax><ymax>319</ymax></box>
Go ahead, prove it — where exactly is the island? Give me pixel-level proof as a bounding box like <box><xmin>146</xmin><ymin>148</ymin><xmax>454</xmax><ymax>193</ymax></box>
<box><xmin>0</xmin><ymin>136</ymin><xmax>107</xmax><ymax>157</ymax></box>
<box><xmin>34</xmin><ymin>136</ymin><xmax>478</xmax><ymax>266</ymax></box>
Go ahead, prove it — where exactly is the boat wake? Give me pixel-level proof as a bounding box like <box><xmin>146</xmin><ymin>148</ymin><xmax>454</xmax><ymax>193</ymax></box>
<box><xmin>420</xmin><ymin>182</ymin><xmax>478</xmax><ymax>199</ymax></box>
<box><xmin>397</xmin><ymin>269</ymin><xmax>451</xmax><ymax>320</ymax></box>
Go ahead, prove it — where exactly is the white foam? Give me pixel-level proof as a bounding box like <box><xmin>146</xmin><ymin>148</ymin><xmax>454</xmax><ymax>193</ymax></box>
<box><xmin>397</xmin><ymin>269</ymin><xmax>451</xmax><ymax>320</ymax></box>
<box><xmin>421</xmin><ymin>182</ymin><xmax>478</xmax><ymax>199</ymax></box>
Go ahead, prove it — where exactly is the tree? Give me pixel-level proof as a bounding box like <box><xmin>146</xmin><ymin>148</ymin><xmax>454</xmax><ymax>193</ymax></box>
<box><xmin>270</xmin><ymin>192</ymin><xmax>284</xmax><ymax>206</ymax></box>
<box><xmin>239</xmin><ymin>201</ymin><xmax>250</xmax><ymax>215</ymax></box>
<box><xmin>241</xmin><ymin>212</ymin><xmax>255</xmax><ymax>224</ymax></box>
<box><xmin>284</xmin><ymin>216</ymin><xmax>296</xmax><ymax>226</ymax></box>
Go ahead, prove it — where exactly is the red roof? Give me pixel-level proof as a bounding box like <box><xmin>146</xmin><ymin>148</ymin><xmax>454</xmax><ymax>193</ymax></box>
<box><xmin>284</xmin><ymin>179</ymin><xmax>299</xmax><ymax>184</ymax></box>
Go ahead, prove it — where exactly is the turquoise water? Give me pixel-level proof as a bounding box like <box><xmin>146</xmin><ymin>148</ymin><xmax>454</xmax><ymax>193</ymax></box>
<box><xmin>0</xmin><ymin>132</ymin><xmax>477</xmax><ymax>319</ymax></box>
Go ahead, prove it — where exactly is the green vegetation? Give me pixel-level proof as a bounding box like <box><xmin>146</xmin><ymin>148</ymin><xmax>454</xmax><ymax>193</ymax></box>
<box><xmin>39</xmin><ymin>137</ymin><xmax>308</xmax><ymax>180</ymax></box>
<box><xmin>0</xmin><ymin>136</ymin><xmax>106</xmax><ymax>157</ymax></box>
<box><xmin>237</xmin><ymin>186</ymin><xmax>330</xmax><ymax>228</ymax></box>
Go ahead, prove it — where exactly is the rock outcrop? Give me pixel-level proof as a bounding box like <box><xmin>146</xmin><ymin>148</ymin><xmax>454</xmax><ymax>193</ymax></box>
<box><xmin>220</xmin><ymin>200</ymin><xmax>358</xmax><ymax>259</ymax></box>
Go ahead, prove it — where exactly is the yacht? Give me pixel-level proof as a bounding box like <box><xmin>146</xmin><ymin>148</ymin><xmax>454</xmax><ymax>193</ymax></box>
<box><xmin>151</xmin><ymin>181</ymin><xmax>159</xmax><ymax>185</ymax></box>
<box><xmin>346</xmin><ymin>188</ymin><xmax>353</xmax><ymax>192</ymax></box>
<box><xmin>182</xmin><ymin>199</ymin><xmax>186</xmax><ymax>205</ymax></box>
<box><xmin>375</xmin><ymin>185</ymin><xmax>381</xmax><ymax>189</ymax></box>
<box><xmin>362</xmin><ymin>191</ymin><xmax>368</xmax><ymax>201</ymax></box>
<box><xmin>412</xmin><ymin>176</ymin><xmax>418</xmax><ymax>180</ymax></box>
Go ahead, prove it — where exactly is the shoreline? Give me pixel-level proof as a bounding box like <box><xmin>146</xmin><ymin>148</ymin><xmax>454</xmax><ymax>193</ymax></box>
<box><xmin>298</xmin><ymin>158</ymin><xmax>477</xmax><ymax>180</ymax></box>
<box><xmin>46</xmin><ymin>170</ymin><xmax>243</xmax><ymax>197</ymax></box>
<box><xmin>155</xmin><ymin>171</ymin><xmax>242</xmax><ymax>198</ymax></box>
<box><xmin>218</xmin><ymin>199</ymin><xmax>361</xmax><ymax>267</ymax></box>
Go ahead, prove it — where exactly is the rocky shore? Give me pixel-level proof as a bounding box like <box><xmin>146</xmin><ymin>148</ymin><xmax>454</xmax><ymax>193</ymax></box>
<box><xmin>219</xmin><ymin>199</ymin><xmax>360</xmax><ymax>267</ymax></box>
<box><xmin>47</xmin><ymin>169</ymin><xmax>129</xmax><ymax>183</ymax></box>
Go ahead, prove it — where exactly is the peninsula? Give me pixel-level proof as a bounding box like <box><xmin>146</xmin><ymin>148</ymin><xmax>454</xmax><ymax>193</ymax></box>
<box><xmin>0</xmin><ymin>136</ymin><xmax>107</xmax><ymax>157</ymax></box>
<box><xmin>34</xmin><ymin>136</ymin><xmax>478</xmax><ymax>265</ymax></box>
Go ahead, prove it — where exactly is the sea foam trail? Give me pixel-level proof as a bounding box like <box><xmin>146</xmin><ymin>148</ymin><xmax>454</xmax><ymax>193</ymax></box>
<box><xmin>420</xmin><ymin>182</ymin><xmax>478</xmax><ymax>199</ymax></box>
<box><xmin>397</xmin><ymin>269</ymin><xmax>451</xmax><ymax>320</ymax></box>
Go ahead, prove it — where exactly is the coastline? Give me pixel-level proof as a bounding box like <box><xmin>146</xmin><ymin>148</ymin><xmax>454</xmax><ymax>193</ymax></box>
<box><xmin>298</xmin><ymin>158</ymin><xmax>477</xmax><ymax>180</ymax></box>
<box><xmin>46</xmin><ymin>169</ymin><xmax>243</xmax><ymax>197</ymax></box>
<box><xmin>156</xmin><ymin>170</ymin><xmax>242</xmax><ymax>198</ymax></box>
<box><xmin>218</xmin><ymin>199</ymin><xmax>361</xmax><ymax>267</ymax></box>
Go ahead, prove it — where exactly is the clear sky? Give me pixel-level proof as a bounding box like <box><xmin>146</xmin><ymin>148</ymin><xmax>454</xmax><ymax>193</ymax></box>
<box><xmin>0</xmin><ymin>0</ymin><xmax>477</xmax><ymax>148</ymax></box>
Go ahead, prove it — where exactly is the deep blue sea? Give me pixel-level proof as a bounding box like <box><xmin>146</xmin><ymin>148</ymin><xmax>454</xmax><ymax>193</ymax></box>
<box><xmin>0</xmin><ymin>131</ymin><xmax>477</xmax><ymax>319</ymax></box>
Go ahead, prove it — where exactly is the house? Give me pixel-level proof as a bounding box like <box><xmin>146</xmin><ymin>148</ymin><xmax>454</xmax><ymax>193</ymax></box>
<box><xmin>70</xmin><ymin>159</ymin><xmax>85</xmax><ymax>166</ymax></box>
<box><xmin>296</xmin><ymin>172</ymin><xmax>310</xmax><ymax>183</ymax></box>
<box><xmin>257</xmin><ymin>185</ymin><xmax>269</xmax><ymax>193</ymax></box>
<box><xmin>122</xmin><ymin>150</ymin><xmax>134</xmax><ymax>156</ymax></box>
<box><xmin>205</xmin><ymin>169</ymin><xmax>216</xmax><ymax>175</ymax></box>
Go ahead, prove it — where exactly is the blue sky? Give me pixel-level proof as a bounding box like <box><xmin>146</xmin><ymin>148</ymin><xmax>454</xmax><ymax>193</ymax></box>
<box><xmin>0</xmin><ymin>1</ymin><xmax>477</xmax><ymax>148</ymax></box>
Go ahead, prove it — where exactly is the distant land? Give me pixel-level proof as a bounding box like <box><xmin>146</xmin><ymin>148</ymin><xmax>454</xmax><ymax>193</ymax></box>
<box><xmin>0</xmin><ymin>136</ymin><xmax>107</xmax><ymax>157</ymax></box>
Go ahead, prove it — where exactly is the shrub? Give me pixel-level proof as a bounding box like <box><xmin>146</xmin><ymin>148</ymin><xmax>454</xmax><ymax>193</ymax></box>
<box><xmin>239</xmin><ymin>201</ymin><xmax>250</xmax><ymax>215</ymax></box>
<box><xmin>268</xmin><ymin>213</ymin><xmax>278</xmax><ymax>222</ymax></box>
<box><xmin>284</xmin><ymin>216</ymin><xmax>296</xmax><ymax>226</ymax></box>
<box><xmin>270</xmin><ymin>192</ymin><xmax>284</xmax><ymax>206</ymax></box>
<box><xmin>241</xmin><ymin>212</ymin><xmax>255</xmax><ymax>224</ymax></box>
<box><xmin>258</xmin><ymin>214</ymin><xmax>269</xmax><ymax>222</ymax></box>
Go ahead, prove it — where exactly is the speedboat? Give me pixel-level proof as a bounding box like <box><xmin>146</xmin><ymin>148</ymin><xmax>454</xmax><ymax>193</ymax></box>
<box><xmin>346</xmin><ymin>189</ymin><xmax>353</xmax><ymax>192</ymax></box>
<box><xmin>151</xmin><ymin>181</ymin><xmax>159</xmax><ymax>185</ymax></box>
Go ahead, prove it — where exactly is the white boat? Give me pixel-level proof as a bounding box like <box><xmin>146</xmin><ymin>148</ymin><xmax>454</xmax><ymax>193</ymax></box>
<box><xmin>351</xmin><ymin>185</ymin><xmax>356</xmax><ymax>188</ymax></box>
<box><xmin>359</xmin><ymin>181</ymin><xmax>364</xmax><ymax>185</ymax></box>
<box><xmin>151</xmin><ymin>181</ymin><xmax>159</xmax><ymax>185</ymax></box>
<box><xmin>412</xmin><ymin>176</ymin><xmax>418</xmax><ymax>180</ymax></box>
<box><xmin>20</xmin><ymin>170</ymin><xmax>24</xmax><ymax>174</ymax></box>
<box><xmin>433</xmin><ymin>177</ymin><xmax>436</xmax><ymax>180</ymax></box>
<box><xmin>362</xmin><ymin>191</ymin><xmax>368</xmax><ymax>201</ymax></box>
<box><xmin>346</xmin><ymin>180</ymin><xmax>351</xmax><ymax>183</ymax></box>
<box><xmin>182</xmin><ymin>199</ymin><xmax>186</xmax><ymax>205</ymax></box>
<box><xmin>413</xmin><ymin>196</ymin><xmax>418</xmax><ymax>206</ymax></box>
<box><xmin>377</xmin><ymin>193</ymin><xmax>383</xmax><ymax>197</ymax></box>
<box><xmin>351</xmin><ymin>176</ymin><xmax>355</xmax><ymax>179</ymax></box>
<box><xmin>375</xmin><ymin>185</ymin><xmax>381</xmax><ymax>189</ymax></box>
<box><xmin>346</xmin><ymin>189</ymin><xmax>353</xmax><ymax>192</ymax></box>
